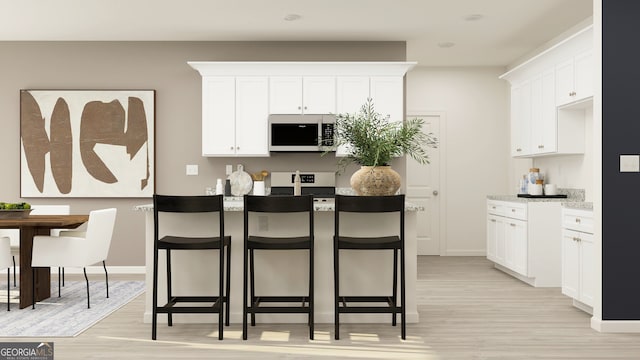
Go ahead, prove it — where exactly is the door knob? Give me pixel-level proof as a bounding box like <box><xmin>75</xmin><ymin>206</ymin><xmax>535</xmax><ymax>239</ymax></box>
<box><xmin>433</xmin><ymin>190</ymin><xmax>439</xmax><ymax>196</ymax></box>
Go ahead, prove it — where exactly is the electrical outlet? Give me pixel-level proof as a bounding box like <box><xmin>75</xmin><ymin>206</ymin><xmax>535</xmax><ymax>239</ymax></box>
<box><xmin>620</xmin><ymin>155</ymin><xmax>640</xmax><ymax>172</ymax></box>
<box><xmin>258</xmin><ymin>215</ymin><xmax>268</xmax><ymax>231</ymax></box>
<box><xmin>226</xmin><ymin>165</ymin><xmax>233</xmax><ymax>176</ymax></box>
<box><xmin>186</xmin><ymin>164</ymin><xmax>199</xmax><ymax>176</ymax></box>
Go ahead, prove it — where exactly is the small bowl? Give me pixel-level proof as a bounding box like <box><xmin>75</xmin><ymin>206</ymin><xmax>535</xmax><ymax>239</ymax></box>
<box><xmin>0</xmin><ymin>209</ymin><xmax>33</xmax><ymax>219</ymax></box>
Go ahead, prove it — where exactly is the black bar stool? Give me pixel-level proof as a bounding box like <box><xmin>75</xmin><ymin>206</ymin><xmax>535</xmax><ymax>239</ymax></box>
<box><xmin>152</xmin><ymin>194</ymin><xmax>231</xmax><ymax>340</ymax></box>
<box><xmin>333</xmin><ymin>194</ymin><xmax>406</xmax><ymax>340</ymax></box>
<box><xmin>242</xmin><ymin>194</ymin><xmax>315</xmax><ymax>340</ymax></box>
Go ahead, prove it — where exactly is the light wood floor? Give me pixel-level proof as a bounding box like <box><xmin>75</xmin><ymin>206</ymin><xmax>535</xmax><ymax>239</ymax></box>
<box><xmin>4</xmin><ymin>256</ymin><xmax>640</xmax><ymax>359</ymax></box>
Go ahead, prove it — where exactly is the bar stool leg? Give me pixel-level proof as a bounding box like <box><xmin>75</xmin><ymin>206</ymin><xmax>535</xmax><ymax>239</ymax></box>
<box><xmin>249</xmin><ymin>248</ymin><xmax>256</xmax><ymax>327</ymax></box>
<box><xmin>225</xmin><ymin>242</ymin><xmax>231</xmax><ymax>326</ymax></box>
<box><xmin>392</xmin><ymin>248</ymin><xmax>398</xmax><ymax>326</ymax></box>
<box><xmin>334</xmin><ymin>246</ymin><xmax>340</xmax><ymax>340</ymax></box>
<box><xmin>242</xmin><ymin>243</ymin><xmax>249</xmax><ymax>340</ymax></box>
<box><xmin>166</xmin><ymin>249</ymin><xmax>173</xmax><ymax>327</ymax></box>
<box><xmin>309</xmin><ymin>247</ymin><xmax>314</xmax><ymax>340</ymax></box>
<box><xmin>401</xmin><ymin>247</ymin><xmax>406</xmax><ymax>340</ymax></box>
<box><xmin>218</xmin><ymin>243</ymin><xmax>224</xmax><ymax>340</ymax></box>
<box><xmin>151</xmin><ymin>243</ymin><xmax>159</xmax><ymax>340</ymax></box>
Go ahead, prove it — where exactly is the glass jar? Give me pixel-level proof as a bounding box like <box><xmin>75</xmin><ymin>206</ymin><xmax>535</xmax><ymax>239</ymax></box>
<box><xmin>527</xmin><ymin>168</ymin><xmax>541</xmax><ymax>185</ymax></box>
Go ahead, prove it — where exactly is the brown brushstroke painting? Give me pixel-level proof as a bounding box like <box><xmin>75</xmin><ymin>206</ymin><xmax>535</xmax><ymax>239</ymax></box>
<box><xmin>20</xmin><ymin>90</ymin><xmax>155</xmax><ymax>198</ymax></box>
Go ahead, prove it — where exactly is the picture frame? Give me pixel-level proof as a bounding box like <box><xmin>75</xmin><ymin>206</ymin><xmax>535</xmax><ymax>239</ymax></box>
<box><xmin>20</xmin><ymin>89</ymin><xmax>155</xmax><ymax>198</ymax></box>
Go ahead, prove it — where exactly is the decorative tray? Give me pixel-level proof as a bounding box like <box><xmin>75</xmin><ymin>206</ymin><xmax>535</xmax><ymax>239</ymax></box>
<box><xmin>517</xmin><ymin>194</ymin><xmax>567</xmax><ymax>198</ymax></box>
<box><xmin>0</xmin><ymin>209</ymin><xmax>33</xmax><ymax>219</ymax></box>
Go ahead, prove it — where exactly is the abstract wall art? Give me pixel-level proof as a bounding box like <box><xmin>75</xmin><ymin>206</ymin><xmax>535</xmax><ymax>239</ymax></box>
<box><xmin>20</xmin><ymin>90</ymin><xmax>155</xmax><ymax>197</ymax></box>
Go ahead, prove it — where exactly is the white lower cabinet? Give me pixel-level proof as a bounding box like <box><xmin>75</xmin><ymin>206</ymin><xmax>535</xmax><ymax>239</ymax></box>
<box><xmin>486</xmin><ymin>199</ymin><xmax>561</xmax><ymax>287</ymax></box>
<box><xmin>561</xmin><ymin>208</ymin><xmax>595</xmax><ymax>310</ymax></box>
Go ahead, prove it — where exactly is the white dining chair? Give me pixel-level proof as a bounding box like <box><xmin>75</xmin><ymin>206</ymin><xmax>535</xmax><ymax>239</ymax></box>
<box><xmin>1</xmin><ymin>236</ymin><xmax>12</xmax><ymax>311</ymax></box>
<box><xmin>31</xmin><ymin>208</ymin><xmax>117</xmax><ymax>309</ymax></box>
<box><xmin>1</xmin><ymin>204</ymin><xmax>70</xmax><ymax>288</ymax></box>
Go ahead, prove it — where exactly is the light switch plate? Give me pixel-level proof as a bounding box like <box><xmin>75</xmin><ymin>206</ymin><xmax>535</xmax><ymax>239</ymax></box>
<box><xmin>186</xmin><ymin>164</ymin><xmax>199</xmax><ymax>176</ymax></box>
<box><xmin>620</xmin><ymin>155</ymin><xmax>640</xmax><ymax>172</ymax></box>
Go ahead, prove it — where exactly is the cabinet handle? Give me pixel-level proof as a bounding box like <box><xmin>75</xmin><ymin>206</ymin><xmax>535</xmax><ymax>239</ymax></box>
<box><xmin>575</xmin><ymin>218</ymin><xmax>581</xmax><ymax>223</ymax></box>
<box><xmin>490</xmin><ymin>219</ymin><xmax>496</xmax><ymax>222</ymax></box>
<box><xmin>230</xmin><ymin>146</ymin><xmax>234</xmax><ymax>150</ymax></box>
<box><xmin>298</xmin><ymin>106</ymin><xmax>302</xmax><ymax>110</ymax></box>
<box><xmin>491</xmin><ymin>206</ymin><xmax>496</xmax><ymax>209</ymax></box>
<box><xmin>511</xmin><ymin>209</ymin><xmax>516</xmax><ymax>212</ymax></box>
<box><xmin>573</xmin><ymin>236</ymin><xmax>581</xmax><ymax>242</ymax></box>
<box><xmin>304</xmin><ymin>106</ymin><xmax>307</xmax><ymax>110</ymax></box>
<box><xmin>538</xmin><ymin>145</ymin><xmax>544</xmax><ymax>149</ymax></box>
<box><xmin>236</xmin><ymin>147</ymin><xmax>240</xmax><ymax>150</ymax></box>
<box><xmin>510</xmin><ymin>223</ymin><xmax>516</xmax><ymax>227</ymax></box>
<box><xmin>516</xmin><ymin>148</ymin><xmax>522</xmax><ymax>152</ymax></box>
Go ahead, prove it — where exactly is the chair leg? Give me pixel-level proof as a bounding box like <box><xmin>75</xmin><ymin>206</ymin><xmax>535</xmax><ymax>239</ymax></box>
<box><xmin>225</xmin><ymin>242</ymin><xmax>231</xmax><ymax>327</ymax></box>
<box><xmin>62</xmin><ymin>267</ymin><xmax>65</xmax><ymax>287</ymax></box>
<box><xmin>6</xmin><ymin>269</ymin><xmax>9</xmax><ymax>311</ymax></box>
<box><xmin>309</xmin><ymin>247</ymin><xmax>314</xmax><ymax>340</ymax></box>
<box><xmin>334</xmin><ymin>246</ymin><xmax>340</xmax><ymax>340</ymax></box>
<box><xmin>218</xmin><ymin>244</ymin><xmax>224</xmax><ymax>340</ymax></box>
<box><xmin>58</xmin><ymin>267</ymin><xmax>61</xmax><ymax>297</ymax></box>
<box><xmin>103</xmin><ymin>261</ymin><xmax>109</xmax><ymax>298</ymax></box>
<box><xmin>400</xmin><ymin>248</ymin><xmax>406</xmax><ymax>340</ymax></box>
<box><xmin>392</xmin><ymin>248</ymin><xmax>398</xmax><ymax>326</ymax></box>
<box><xmin>249</xmin><ymin>248</ymin><xmax>256</xmax><ymax>327</ymax></box>
<box><xmin>12</xmin><ymin>256</ymin><xmax>16</xmax><ymax>287</ymax></box>
<box><xmin>83</xmin><ymin>267</ymin><xmax>90</xmax><ymax>309</ymax></box>
<box><xmin>152</xmin><ymin>242</ymin><xmax>159</xmax><ymax>340</ymax></box>
<box><xmin>166</xmin><ymin>249</ymin><xmax>173</xmax><ymax>327</ymax></box>
<box><xmin>242</xmin><ymin>244</ymin><xmax>248</xmax><ymax>340</ymax></box>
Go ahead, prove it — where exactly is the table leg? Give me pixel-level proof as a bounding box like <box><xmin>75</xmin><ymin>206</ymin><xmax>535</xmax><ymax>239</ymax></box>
<box><xmin>19</xmin><ymin>227</ymin><xmax>51</xmax><ymax>309</ymax></box>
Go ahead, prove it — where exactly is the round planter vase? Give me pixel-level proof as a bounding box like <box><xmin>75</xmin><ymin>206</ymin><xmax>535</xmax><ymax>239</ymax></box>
<box><xmin>350</xmin><ymin>165</ymin><xmax>401</xmax><ymax>196</ymax></box>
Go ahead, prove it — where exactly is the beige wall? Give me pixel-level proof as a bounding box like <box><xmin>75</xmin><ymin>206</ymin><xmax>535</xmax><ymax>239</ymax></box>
<box><xmin>406</xmin><ymin>66</ymin><xmax>510</xmax><ymax>255</ymax></box>
<box><xmin>0</xmin><ymin>41</ymin><xmax>405</xmax><ymax>266</ymax></box>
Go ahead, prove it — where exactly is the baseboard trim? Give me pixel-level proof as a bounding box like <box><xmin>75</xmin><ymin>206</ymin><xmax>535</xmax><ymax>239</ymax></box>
<box><xmin>591</xmin><ymin>318</ymin><xmax>640</xmax><ymax>333</ymax></box>
<box><xmin>443</xmin><ymin>250</ymin><xmax>485</xmax><ymax>256</ymax></box>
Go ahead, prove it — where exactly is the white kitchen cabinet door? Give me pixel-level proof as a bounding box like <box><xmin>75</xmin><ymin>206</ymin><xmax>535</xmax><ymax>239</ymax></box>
<box><xmin>561</xmin><ymin>229</ymin><xmax>581</xmax><ymax>300</ymax></box>
<box><xmin>335</xmin><ymin>76</ymin><xmax>370</xmax><ymax>157</ymax></box>
<box><xmin>269</xmin><ymin>76</ymin><xmax>335</xmax><ymax>114</ymax></box>
<box><xmin>530</xmin><ymin>69</ymin><xmax>557</xmax><ymax>155</ymax></box>
<box><xmin>510</xmin><ymin>81</ymin><xmax>532</xmax><ymax>156</ymax></box>
<box><xmin>202</xmin><ymin>77</ymin><xmax>236</xmax><ymax>156</ymax></box>
<box><xmin>336</xmin><ymin>76</ymin><xmax>370</xmax><ymax>114</ymax></box>
<box><xmin>269</xmin><ymin>76</ymin><xmax>303</xmax><ymax>114</ymax></box>
<box><xmin>370</xmin><ymin>76</ymin><xmax>404</xmax><ymax>122</ymax></box>
<box><xmin>505</xmin><ymin>219</ymin><xmax>528</xmax><ymax>276</ymax></box>
<box><xmin>573</xmin><ymin>50</ymin><xmax>594</xmax><ymax>101</ymax></box>
<box><xmin>235</xmin><ymin>77</ymin><xmax>269</xmax><ymax>156</ymax></box>
<box><xmin>579</xmin><ymin>231</ymin><xmax>595</xmax><ymax>307</ymax></box>
<box><xmin>303</xmin><ymin>77</ymin><xmax>336</xmax><ymax>114</ymax></box>
<box><xmin>556</xmin><ymin>50</ymin><xmax>593</xmax><ymax>106</ymax></box>
<box><xmin>487</xmin><ymin>215</ymin><xmax>499</xmax><ymax>262</ymax></box>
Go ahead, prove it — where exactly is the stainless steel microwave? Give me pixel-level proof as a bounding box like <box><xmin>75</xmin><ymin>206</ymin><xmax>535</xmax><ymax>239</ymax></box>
<box><xmin>268</xmin><ymin>114</ymin><xmax>336</xmax><ymax>152</ymax></box>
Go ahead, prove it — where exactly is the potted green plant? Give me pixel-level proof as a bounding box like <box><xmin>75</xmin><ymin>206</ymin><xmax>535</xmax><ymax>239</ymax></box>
<box><xmin>328</xmin><ymin>98</ymin><xmax>437</xmax><ymax>195</ymax></box>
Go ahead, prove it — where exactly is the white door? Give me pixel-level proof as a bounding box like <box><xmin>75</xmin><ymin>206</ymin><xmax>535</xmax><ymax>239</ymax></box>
<box><xmin>406</xmin><ymin>114</ymin><xmax>441</xmax><ymax>255</ymax></box>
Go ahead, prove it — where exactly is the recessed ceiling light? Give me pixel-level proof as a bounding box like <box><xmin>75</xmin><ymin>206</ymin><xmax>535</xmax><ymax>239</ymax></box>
<box><xmin>284</xmin><ymin>14</ymin><xmax>302</xmax><ymax>21</ymax></box>
<box><xmin>437</xmin><ymin>42</ymin><xmax>455</xmax><ymax>48</ymax></box>
<box><xmin>464</xmin><ymin>14</ymin><xmax>484</xmax><ymax>21</ymax></box>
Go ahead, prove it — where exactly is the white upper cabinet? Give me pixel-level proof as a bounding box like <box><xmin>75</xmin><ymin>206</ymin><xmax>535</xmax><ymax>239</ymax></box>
<box><xmin>188</xmin><ymin>61</ymin><xmax>416</xmax><ymax>157</ymax></box>
<box><xmin>556</xmin><ymin>50</ymin><xmax>593</xmax><ymax>106</ymax></box>
<box><xmin>201</xmin><ymin>76</ymin><xmax>269</xmax><ymax>157</ymax></box>
<box><xmin>500</xmin><ymin>25</ymin><xmax>592</xmax><ymax>158</ymax></box>
<box><xmin>269</xmin><ymin>76</ymin><xmax>336</xmax><ymax>114</ymax></box>
<box><xmin>370</xmin><ymin>77</ymin><xmax>404</xmax><ymax>123</ymax></box>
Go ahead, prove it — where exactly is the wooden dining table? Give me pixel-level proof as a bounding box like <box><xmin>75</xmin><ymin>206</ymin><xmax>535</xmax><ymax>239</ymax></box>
<box><xmin>0</xmin><ymin>214</ymin><xmax>89</xmax><ymax>308</ymax></box>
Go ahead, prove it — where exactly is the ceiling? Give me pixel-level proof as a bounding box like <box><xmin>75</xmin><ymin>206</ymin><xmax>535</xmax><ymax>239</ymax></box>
<box><xmin>1</xmin><ymin>0</ymin><xmax>593</xmax><ymax>66</ymax></box>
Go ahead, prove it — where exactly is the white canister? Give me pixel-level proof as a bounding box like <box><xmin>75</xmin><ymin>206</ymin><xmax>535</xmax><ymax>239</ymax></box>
<box><xmin>544</xmin><ymin>184</ymin><xmax>557</xmax><ymax>196</ymax></box>
<box><xmin>253</xmin><ymin>181</ymin><xmax>265</xmax><ymax>196</ymax></box>
<box><xmin>528</xmin><ymin>183</ymin><xmax>543</xmax><ymax>196</ymax></box>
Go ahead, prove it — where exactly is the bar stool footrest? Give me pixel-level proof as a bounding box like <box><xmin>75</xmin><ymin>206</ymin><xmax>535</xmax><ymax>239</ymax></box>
<box><xmin>337</xmin><ymin>296</ymin><xmax>401</xmax><ymax>313</ymax></box>
<box><xmin>156</xmin><ymin>296</ymin><xmax>223</xmax><ymax>313</ymax></box>
<box><xmin>249</xmin><ymin>296</ymin><xmax>312</xmax><ymax>313</ymax></box>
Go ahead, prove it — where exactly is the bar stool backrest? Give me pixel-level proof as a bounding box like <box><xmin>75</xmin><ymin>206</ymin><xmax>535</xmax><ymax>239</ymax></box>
<box><xmin>244</xmin><ymin>195</ymin><xmax>314</xmax><ymax>213</ymax></box>
<box><xmin>154</xmin><ymin>195</ymin><xmax>224</xmax><ymax>214</ymax></box>
<box><xmin>335</xmin><ymin>195</ymin><xmax>405</xmax><ymax>213</ymax></box>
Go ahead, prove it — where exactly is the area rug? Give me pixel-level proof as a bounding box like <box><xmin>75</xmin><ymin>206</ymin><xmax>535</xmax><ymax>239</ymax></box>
<box><xmin>0</xmin><ymin>280</ymin><xmax>144</xmax><ymax>337</ymax></box>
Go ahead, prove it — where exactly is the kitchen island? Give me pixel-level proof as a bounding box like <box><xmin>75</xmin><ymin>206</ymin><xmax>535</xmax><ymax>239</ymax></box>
<box><xmin>135</xmin><ymin>198</ymin><xmax>422</xmax><ymax>324</ymax></box>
